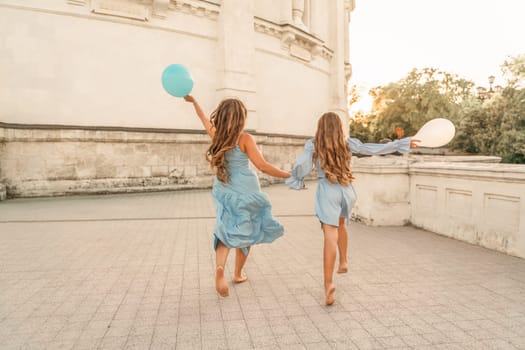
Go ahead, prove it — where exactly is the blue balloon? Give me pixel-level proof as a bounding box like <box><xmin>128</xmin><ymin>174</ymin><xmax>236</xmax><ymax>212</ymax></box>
<box><xmin>161</xmin><ymin>64</ymin><xmax>194</xmax><ymax>97</ymax></box>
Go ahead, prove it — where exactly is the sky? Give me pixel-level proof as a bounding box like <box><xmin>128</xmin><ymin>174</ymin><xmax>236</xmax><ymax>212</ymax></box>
<box><xmin>349</xmin><ymin>0</ymin><xmax>525</xmax><ymax>93</ymax></box>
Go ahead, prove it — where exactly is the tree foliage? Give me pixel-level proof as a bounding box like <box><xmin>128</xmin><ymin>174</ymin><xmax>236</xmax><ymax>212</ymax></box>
<box><xmin>453</xmin><ymin>55</ymin><xmax>525</xmax><ymax>163</ymax></box>
<box><xmin>349</xmin><ymin>57</ymin><xmax>525</xmax><ymax>163</ymax></box>
<box><xmin>502</xmin><ymin>54</ymin><xmax>525</xmax><ymax>88</ymax></box>
<box><xmin>453</xmin><ymin>87</ymin><xmax>525</xmax><ymax>163</ymax></box>
<box><xmin>350</xmin><ymin>68</ymin><xmax>474</xmax><ymax>142</ymax></box>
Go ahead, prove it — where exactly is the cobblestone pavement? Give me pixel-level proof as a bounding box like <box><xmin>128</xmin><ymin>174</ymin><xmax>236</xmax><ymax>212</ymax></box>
<box><xmin>1</xmin><ymin>184</ymin><xmax>524</xmax><ymax>350</ymax></box>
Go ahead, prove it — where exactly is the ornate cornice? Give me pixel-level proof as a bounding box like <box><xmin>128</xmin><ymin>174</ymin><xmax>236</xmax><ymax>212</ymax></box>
<box><xmin>169</xmin><ymin>0</ymin><xmax>219</xmax><ymax>20</ymax></box>
<box><xmin>64</xmin><ymin>0</ymin><xmax>219</xmax><ymax>21</ymax></box>
<box><xmin>90</xmin><ymin>0</ymin><xmax>150</xmax><ymax>21</ymax></box>
<box><xmin>67</xmin><ymin>0</ymin><xmax>87</xmax><ymax>5</ymax></box>
<box><xmin>254</xmin><ymin>18</ymin><xmax>333</xmax><ymax>62</ymax></box>
<box><xmin>345</xmin><ymin>0</ymin><xmax>356</xmax><ymax>12</ymax></box>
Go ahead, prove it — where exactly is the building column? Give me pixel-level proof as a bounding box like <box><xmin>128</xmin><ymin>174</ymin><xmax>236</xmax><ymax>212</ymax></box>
<box><xmin>344</xmin><ymin>0</ymin><xmax>355</xmax><ymax>103</ymax></box>
<box><xmin>292</xmin><ymin>0</ymin><xmax>307</xmax><ymax>30</ymax></box>
<box><xmin>216</xmin><ymin>0</ymin><xmax>258</xmax><ymax>130</ymax></box>
<box><xmin>329</xmin><ymin>0</ymin><xmax>349</xmax><ymax>121</ymax></box>
<box><xmin>309</xmin><ymin>0</ymin><xmax>320</xmax><ymax>36</ymax></box>
<box><xmin>280</xmin><ymin>0</ymin><xmax>292</xmax><ymax>23</ymax></box>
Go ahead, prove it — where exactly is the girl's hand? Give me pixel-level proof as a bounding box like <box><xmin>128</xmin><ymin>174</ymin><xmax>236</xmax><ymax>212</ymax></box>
<box><xmin>184</xmin><ymin>96</ymin><xmax>214</xmax><ymax>137</ymax></box>
<box><xmin>410</xmin><ymin>138</ymin><xmax>420</xmax><ymax>148</ymax></box>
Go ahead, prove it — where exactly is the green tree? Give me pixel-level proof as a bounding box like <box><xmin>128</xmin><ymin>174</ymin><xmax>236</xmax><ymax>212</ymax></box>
<box><xmin>349</xmin><ymin>59</ymin><xmax>524</xmax><ymax>163</ymax></box>
<box><xmin>502</xmin><ymin>54</ymin><xmax>525</xmax><ymax>88</ymax></box>
<box><xmin>356</xmin><ymin>68</ymin><xmax>474</xmax><ymax>141</ymax></box>
<box><xmin>452</xmin><ymin>54</ymin><xmax>525</xmax><ymax>163</ymax></box>
<box><xmin>349</xmin><ymin>111</ymin><xmax>374</xmax><ymax>142</ymax></box>
<box><xmin>454</xmin><ymin>87</ymin><xmax>525</xmax><ymax>163</ymax></box>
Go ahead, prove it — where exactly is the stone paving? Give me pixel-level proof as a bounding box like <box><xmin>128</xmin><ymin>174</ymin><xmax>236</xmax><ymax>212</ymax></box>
<box><xmin>0</xmin><ymin>184</ymin><xmax>524</xmax><ymax>350</ymax></box>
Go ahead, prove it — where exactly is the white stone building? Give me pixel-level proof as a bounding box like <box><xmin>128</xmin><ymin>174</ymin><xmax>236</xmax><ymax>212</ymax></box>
<box><xmin>0</xmin><ymin>0</ymin><xmax>355</xmax><ymax>198</ymax></box>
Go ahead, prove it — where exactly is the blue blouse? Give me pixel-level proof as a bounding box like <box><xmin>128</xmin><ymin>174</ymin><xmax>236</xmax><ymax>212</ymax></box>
<box><xmin>286</xmin><ymin>137</ymin><xmax>411</xmax><ymax>190</ymax></box>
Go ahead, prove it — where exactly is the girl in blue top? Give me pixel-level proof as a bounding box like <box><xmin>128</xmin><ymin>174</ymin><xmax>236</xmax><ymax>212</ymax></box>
<box><xmin>287</xmin><ymin>112</ymin><xmax>419</xmax><ymax>305</ymax></box>
<box><xmin>184</xmin><ymin>95</ymin><xmax>291</xmax><ymax>297</ymax></box>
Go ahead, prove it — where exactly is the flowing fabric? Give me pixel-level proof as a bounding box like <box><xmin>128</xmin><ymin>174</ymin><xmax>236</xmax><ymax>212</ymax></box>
<box><xmin>212</xmin><ymin>145</ymin><xmax>284</xmax><ymax>254</ymax></box>
<box><xmin>286</xmin><ymin>137</ymin><xmax>411</xmax><ymax>226</ymax></box>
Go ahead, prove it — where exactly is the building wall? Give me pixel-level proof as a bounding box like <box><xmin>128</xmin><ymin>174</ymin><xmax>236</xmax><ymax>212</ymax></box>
<box><xmin>0</xmin><ymin>0</ymin><xmax>351</xmax><ymax>133</ymax></box>
<box><xmin>253</xmin><ymin>26</ymin><xmax>332</xmax><ymax>136</ymax></box>
<box><xmin>0</xmin><ymin>0</ymin><xmax>220</xmax><ymax>130</ymax></box>
<box><xmin>0</xmin><ymin>0</ymin><xmax>352</xmax><ymax>199</ymax></box>
<box><xmin>0</xmin><ymin>124</ymin><xmax>309</xmax><ymax>198</ymax></box>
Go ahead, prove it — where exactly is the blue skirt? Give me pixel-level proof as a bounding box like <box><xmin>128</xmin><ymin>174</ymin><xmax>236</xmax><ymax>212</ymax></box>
<box><xmin>211</xmin><ymin>169</ymin><xmax>284</xmax><ymax>254</ymax></box>
<box><xmin>315</xmin><ymin>179</ymin><xmax>357</xmax><ymax>227</ymax></box>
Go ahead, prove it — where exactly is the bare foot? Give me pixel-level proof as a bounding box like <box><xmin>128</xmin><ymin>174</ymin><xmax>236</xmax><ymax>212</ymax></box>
<box><xmin>215</xmin><ymin>266</ymin><xmax>229</xmax><ymax>297</ymax></box>
<box><xmin>325</xmin><ymin>284</ymin><xmax>336</xmax><ymax>305</ymax></box>
<box><xmin>337</xmin><ymin>263</ymin><xmax>348</xmax><ymax>274</ymax></box>
<box><xmin>232</xmin><ymin>275</ymin><xmax>248</xmax><ymax>283</ymax></box>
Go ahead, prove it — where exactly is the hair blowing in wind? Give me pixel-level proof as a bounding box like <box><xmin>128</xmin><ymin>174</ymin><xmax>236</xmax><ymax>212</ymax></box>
<box><xmin>206</xmin><ymin>99</ymin><xmax>247</xmax><ymax>183</ymax></box>
<box><xmin>314</xmin><ymin>112</ymin><xmax>354</xmax><ymax>185</ymax></box>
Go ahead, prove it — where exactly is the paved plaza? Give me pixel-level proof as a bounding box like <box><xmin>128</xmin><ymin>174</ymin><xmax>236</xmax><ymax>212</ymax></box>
<box><xmin>0</xmin><ymin>184</ymin><xmax>524</xmax><ymax>350</ymax></box>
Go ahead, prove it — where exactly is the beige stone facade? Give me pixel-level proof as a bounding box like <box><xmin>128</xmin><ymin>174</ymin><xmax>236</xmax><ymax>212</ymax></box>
<box><xmin>0</xmin><ymin>0</ymin><xmax>354</xmax><ymax>134</ymax></box>
<box><xmin>0</xmin><ymin>0</ymin><xmax>354</xmax><ymax>197</ymax></box>
<box><xmin>0</xmin><ymin>124</ymin><xmax>308</xmax><ymax>197</ymax></box>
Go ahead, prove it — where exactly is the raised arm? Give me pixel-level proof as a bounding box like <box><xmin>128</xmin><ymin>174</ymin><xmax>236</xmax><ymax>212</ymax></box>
<box><xmin>240</xmin><ymin>133</ymin><xmax>291</xmax><ymax>178</ymax></box>
<box><xmin>347</xmin><ymin>137</ymin><xmax>418</xmax><ymax>155</ymax></box>
<box><xmin>183</xmin><ymin>95</ymin><xmax>214</xmax><ymax>138</ymax></box>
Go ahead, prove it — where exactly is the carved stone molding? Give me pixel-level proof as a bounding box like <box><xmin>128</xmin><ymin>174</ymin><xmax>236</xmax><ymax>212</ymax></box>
<box><xmin>152</xmin><ymin>0</ymin><xmax>169</xmax><ymax>18</ymax></box>
<box><xmin>90</xmin><ymin>0</ymin><xmax>150</xmax><ymax>21</ymax></box>
<box><xmin>64</xmin><ymin>0</ymin><xmax>219</xmax><ymax>21</ymax></box>
<box><xmin>345</xmin><ymin>0</ymin><xmax>356</xmax><ymax>12</ymax></box>
<box><xmin>292</xmin><ymin>0</ymin><xmax>307</xmax><ymax>31</ymax></box>
<box><xmin>67</xmin><ymin>0</ymin><xmax>87</xmax><ymax>5</ymax></box>
<box><xmin>254</xmin><ymin>18</ymin><xmax>332</xmax><ymax>62</ymax></box>
<box><xmin>169</xmin><ymin>0</ymin><xmax>219</xmax><ymax>20</ymax></box>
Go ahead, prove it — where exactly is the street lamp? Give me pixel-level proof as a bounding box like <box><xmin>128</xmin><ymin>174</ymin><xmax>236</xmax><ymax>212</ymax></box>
<box><xmin>488</xmin><ymin>75</ymin><xmax>495</xmax><ymax>94</ymax></box>
<box><xmin>477</xmin><ymin>75</ymin><xmax>497</xmax><ymax>101</ymax></box>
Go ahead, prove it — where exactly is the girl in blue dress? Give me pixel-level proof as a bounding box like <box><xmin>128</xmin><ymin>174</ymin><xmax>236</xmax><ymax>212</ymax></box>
<box><xmin>287</xmin><ymin>112</ymin><xmax>419</xmax><ymax>305</ymax></box>
<box><xmin>184</xmin><ymin>95</ymin><xmax>291</xmax><ymax>297</ymax></box>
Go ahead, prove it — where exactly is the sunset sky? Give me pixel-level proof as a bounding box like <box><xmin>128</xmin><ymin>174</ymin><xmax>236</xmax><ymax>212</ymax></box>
<box><xmin>349</xmin><ymin>0</ymin><xmax>525</xmax><ymax>92</ymax></box>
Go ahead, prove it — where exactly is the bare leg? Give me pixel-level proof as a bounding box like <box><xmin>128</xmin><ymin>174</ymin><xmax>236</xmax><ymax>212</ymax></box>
<box><xmin>322</xmin><ymin>223</ymin><xmax>338</xmax><ymax>305</ymax></box>
<box><xmin>233</xmin><ymin>247</ymin><xmax>250</xmax><ymax>283</ymax></box>
<box><xmin>337</xmin><ymin>217</ymin><xmax>348</xmax><ymax>273</ymax></box>
<box><xmin>215</xmin><ymin>241</ymin><xmax>230</xmax><ymax>297</ymax></box>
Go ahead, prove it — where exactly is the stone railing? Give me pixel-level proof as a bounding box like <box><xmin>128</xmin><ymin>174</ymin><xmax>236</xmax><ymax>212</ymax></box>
<box><xmin>0</xmin><ymin>123</ymin><xmax>308</xmax><ymax>199</ymax></box>
<box><xmin>410</xmin><ymin>162</ymin><xmax>525</xmax><ymax>259</ymax></box>
<box><xmin>351</xmin><ymin>155</ymin><xmax>525</xmax><ymax>259</ymax></box>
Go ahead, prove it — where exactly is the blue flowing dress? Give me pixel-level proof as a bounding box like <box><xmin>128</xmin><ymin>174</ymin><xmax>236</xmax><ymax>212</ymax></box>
<box><xmin>212</xmin><ymin>145</ymin><xmax>284</xmax><ymax>254</ymax></box>
<box><xmin>286</xmin><ymin>137</ymin><xmax>411</xmax><ymax>227</ymax></box>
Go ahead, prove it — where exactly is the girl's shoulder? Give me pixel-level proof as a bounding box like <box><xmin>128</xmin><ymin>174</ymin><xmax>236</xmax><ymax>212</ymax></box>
<box><xmin>238</xmin><ymin>132</ymin><xmax>255</xmax><ymax>153</ymax></box>
<box><xmin>238</xmin><ymin>132</ymin><xmax>254</xmax><ymax>144</ymax></box>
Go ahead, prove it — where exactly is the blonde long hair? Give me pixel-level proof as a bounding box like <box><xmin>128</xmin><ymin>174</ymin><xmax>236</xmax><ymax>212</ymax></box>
<box><xmin>314</xmin><ymin>112</ymin><xmax>354</xmax><ymax>185</ymax></box>
<box><xmin>206</xmin><ymin>98</ymin><xmax>247</xmax><ymax>183</ymax></box>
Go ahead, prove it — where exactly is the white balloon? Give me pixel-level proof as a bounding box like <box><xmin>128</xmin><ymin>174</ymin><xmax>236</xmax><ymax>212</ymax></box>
<box><xmin>414</xmin><ymin>118</ymin><xmax>456</xmax><ymax>148</ymax></box>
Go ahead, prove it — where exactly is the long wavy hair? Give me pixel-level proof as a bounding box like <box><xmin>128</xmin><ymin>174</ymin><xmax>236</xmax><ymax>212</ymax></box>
<box><xmin>206</xmin><ymin>98</ymin><xmax>247</xmax><ymax>183</ymax></box>
<box><xmin>314</xmin><ymin>112</ymin><xmax>354</xmax><ymax>185</ymax></box>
